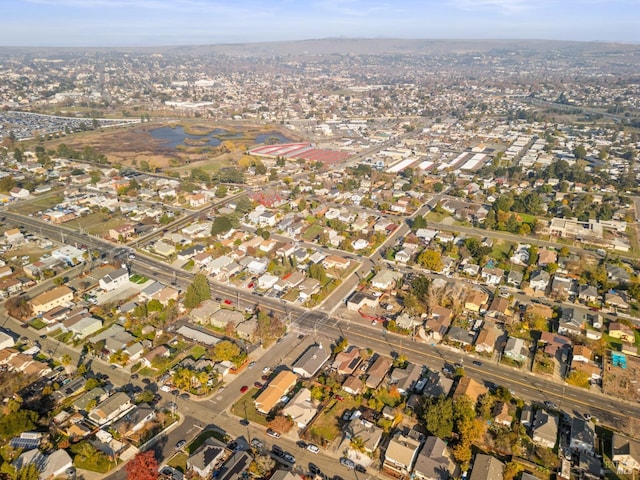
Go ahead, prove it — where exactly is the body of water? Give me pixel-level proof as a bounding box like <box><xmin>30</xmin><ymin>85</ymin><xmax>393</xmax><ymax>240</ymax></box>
<box><xmin>254</xmin><ymin>132</ymin><xmax>292</xmax><ymax>144</ymax></box>
<box><xmin>150</xmin><ymin>126</ymin><xmax>291</xmax><ymax>149</ymax></box>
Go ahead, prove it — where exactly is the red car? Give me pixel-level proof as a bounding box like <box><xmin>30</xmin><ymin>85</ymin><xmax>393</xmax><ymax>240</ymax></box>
<box><xmin>240</xmin><ymin>385</ymin><xmax>249</xmax><ymax>393</ymax></box>
<box><xmin>335</xmin><ymin>395</ymin><xmax>344</xmax><ymax>401</ymax></box>
<box><xmin>224</xmin><ymin>299</ymin><xmax>233</xmax><ymax>305</ymax></box>
<box><xmin>247</xmin><ymin>282</ymin><xmax>255</xmax><ymax>289</ymax></box>
<box><xmin>254</xmin><ymin>382</ymin><xmax>263</xmax><ymax>389</ymax></box>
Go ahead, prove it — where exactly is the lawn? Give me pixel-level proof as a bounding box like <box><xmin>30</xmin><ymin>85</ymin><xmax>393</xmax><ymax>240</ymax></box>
<box><xmin>231</xmin><ymin>388</ymin><xmax>269</xmax><ymax>426</ymax></box>
<box><xmin>66</xmin><ymin>212</ymin><xmax>127</xmax><ymax>235</ymax></box>
<box><xmin>74</xmin><ymin>456</ymin><xmax>117</xmax><ymax>474</ymax></box>
<box><xmin>305</xmin><ymin>395</ymin><xmax>361</xmax><ymax>446</ymax></box>
<box><xmin>29</xmin><ymin>318</ymin><xmax>47</xmax><ymax>330</ymax></box>
<box><xmin>167</xmin><ymin>453</ymin><xmax>188</xmax><ymax>473</ymax></box>
<box><xmin>189</xmin><ymin>345</ymin><xmax>207</xmax><ymax>361</ymax></box>
<box><xmin>491</xmin><ymin>240</ymin><xmax>515</xmax><ymax>262</ymax></box>
<box><xmin>7</xmin><ymin>193</ymin><xmax>64</xmax><ymax>215</ymax></box>
<box><xmin>302</xmin><ymin>224</ymin><xmax>324</xmax><ymax>242</ymax></box>
<box><xmin>129</xmin><ymin>274</ymin><xmax>149</xmax><ymax>284</ymax></box>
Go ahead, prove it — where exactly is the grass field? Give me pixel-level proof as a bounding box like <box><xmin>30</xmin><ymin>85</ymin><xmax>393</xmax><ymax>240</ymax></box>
<box><xmin>187</xmin><ymin>429</ymin><xmax>229</xmax><ymax>454</ymax></box>
<box><xmin>66</xmin><ymin>212</ymin><xmax>127</xmax><ymax>235</ymax></box>
<box><xmin>231</xmin><ymin>388</ymin><xmax>269</xmax><ymax>426</ymax></box>
<box><xmin>129</xmin><ymin>274</ymin><xmax>149</xmax><ymax>284</ymax></box>
<box><xmin>306</xmin><ymin>396</ymin><xmax>360</xmax><ymax>445</ymax></box>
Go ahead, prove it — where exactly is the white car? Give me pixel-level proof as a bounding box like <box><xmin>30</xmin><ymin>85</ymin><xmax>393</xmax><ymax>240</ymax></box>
<box><xmin>306</xmin><ymin>444</ymin><xmax>319</xmax><ymax>454</ymax></box>
<box><xmin>262</xmin><ymin>366</ymin><xmax>270</xmax><ymax>374</ymax></box>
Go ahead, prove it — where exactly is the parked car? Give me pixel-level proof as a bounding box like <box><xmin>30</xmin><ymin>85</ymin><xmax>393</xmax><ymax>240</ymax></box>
<box><xmin>131</xmin><ymin>373</ymin><xmax>139</xmax><ymax>380</ymax></box>
<box><xmin>251</xmin><ymin>438</ymin><xmax>264</xmax><ymax>449</ymax></box>
<box><xmin>296</xmin><ymin>441</ymin><xmax>307</xmax><ymax>449</ymax></box>
<box><xmin>240</xmin><ymin>385</ymin><xmax>249</xmax><ymax>393</ymax></box>
<box><xmin>254</xmin><ymin>382</ymin><xmax>263</xmax><ymax>389</ymax></box>
<box><xmin>309</xmin><ymin>463</ymin><xmax>322</xmax><ymax>476</ymax></box>
<box><xmin>340</xmin><ymin>458</ymin><xmax>355</xmax><ymax>470</ymax></box>
<box><xmin>272</xmin><ymin>445</ymin><xmax>284</xmax><ymax>457</ymax></box>
<box><xmin>266</xmin><ymin>429</ymin><xmax>280</xmax><ymax>438</ymax></box>
<box><xmin>544</xmin><ymin>401</ymin><xmax>559</xmax><ymax>410</ymax></box>
<box><xmin>307</xmin><ymin>444</ymin><xmax>320</xmax><ymax>454</ymax></box>
<box><xmin>355</xmin><ymin>464</ymin><xmax>366</xmax><ymax>473</ymax></box>
<box><xmin>262</xmin><ymin>366</ymin><xmax>271</xmax><ymax>373</ymax></box>
<box><xmin>283</xmin><ymin>453</ymin><xmax>296</xmax><ymax>464</ymax></box>
<box><xmin>223</xmin><ymin>299</ymin><xmax>233</xmax><ymax>305</ymax></box>
<box><xmin>248</xmin><ymin>361</ymin><xmax>256</xmax><ymax>368</ymax></box>
<box><xmin>175</xmin><ymin>440</ymin><xmax>186</xmax><ymax>450</ymax></box>
<box><xmin>472</xmin><ymin>360</ymin><xmax>483</xmax><ymax>366</ymax></box>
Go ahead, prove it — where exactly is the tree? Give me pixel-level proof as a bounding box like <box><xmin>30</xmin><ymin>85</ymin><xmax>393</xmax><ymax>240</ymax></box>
<box><xmin>0</xmin><ymin>409</ymin><xmax>38</xmax><ymax>441</ymax></box>
<box><xmin>566</xmin><ymin>370</ymin><xmax>591</xmax><ymax>388</ymax></box>
<box><xmin>332</xmin><ymin>337</ymin><xmax>348</xmax><ymax>355</ymax></box>
<box><xmin>423</xmin><ymin>397</ymin><xmax>453</xmax><ymax>439</ymax></box>
<box><xmin>412</xmin><ymin>215</ymin><xmax>427</xmax><ymax>231</ymax></box>
<box><xmin>573</xmin><ymin>144</ymin><xmax>587</xmax><ymax>159</ymax></box>
<box><xmin>249</xmin><ymin>455</ymin><xmax>275</xmax><ymax>477</ymax></box>
<box><xmin>126</xmin><ymin>450</ymin><xmax>159</xmax><ymax>480</ymax></box>
<box><xmin>417</xmin><ymin>249</ymin><xmax>443</xmax><ymax>272</ymax></box>
<box><xmin>184</xmin><ymin>273</ymin><xmax>211</xmax><ymax>309</ymax></box>
<box><xmin>211</xmin><ymin>216</ymin><xmax>232</xmax><ymax>236</ymax></box>
<box><xmin>16</xmin><ymin>463</ymin><xmax>40</xmax><ymax>480</ymax></box>
<box><xmin>213</xmin><ymin>340</ymin><xmax>241</xmax><ymax>363</ymax></box>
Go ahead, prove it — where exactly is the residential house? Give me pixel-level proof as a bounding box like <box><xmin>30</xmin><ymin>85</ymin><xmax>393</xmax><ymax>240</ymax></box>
<box><xmin>609</xmin><ymin>322</ymin><xmax>635</xmax><ymax>343</ymax></box>
<box><xmin>464</xmin><ymin>290</ymin><xmax>488</xmax><ymax>313</ymax></box>
<box><xmin>446</xmin><ymin>326</ymin><xmax>475</xmax><ymax>348</ymax></box>
<box><xmin>570</xmin><ymin>417</ymin><xmax>595</xmax><ymax>455</ymax></box>
<box><xmin>396</xmin><ymin>312</ymin><xmax>422</xmax><ymax>331</ymax></box>
<box><xmin>190</xmin><ymin>299</ymin><xmax>220</xmax><ymax>324</ymax></box>
<box><xmin>383</xmin><ymin>430</ymin><xmax>423</xmax><ymax>477</ymax></box>
<box><xmin>210</xmin><ymin>309</ymin><xmax>245</xmax><ymax>330</ymax></box>
<box><xmin>529</xmin><ymin>270</ymin><xmax>550</xmax><ymax>292</ymax></box>
<box><xmin>537</xmin><ymin>248</ymin><xmax>558</xmax><ymax>267</ymax></box>
<box><xmin>342</xmin><ymin>375</ymin><xmax>365</xmax><ymax>395</ymax></box>
<box><xmin>13</xmin><ymin>449</ymin><xmax>73</xmax><ymax>480</ymax></box>
<box><xmin>494</xmin><ymin>402</ymin><xmax>513</xmax><ymax>427</ymax></box>
<box><xmin>31</xmin><ymin>285</ymin><xmax>74</xmax><ymax>315</ymax></box>
<box><xmin>343</xmin><ymin>416</ymin><xmax>383</xmax><ymax>454</ymax></box>
<box><xmin>469</xmin><ymin>454</ymin><xmax>504</xmax><ymax>480</ymax></box>
<box><xmin>365</xmin><ymin>355</ymin><xmax>393</xmax><ymax>389</ymax></box>
<box><xmin>539</xmin><ymin>332</ymin><xmax>571</xmax><ymax>358</ymax></box>
<box><xmin>481</xmin><ymin>267</ymin><xmax>504</xmax><ymax>285</ymax></box>
<box><xmin>578</xmin><ymin>284</ymin><xmax>599</xmax><ymax>304</ymax></box>
<box><xmin>254</xmin><ymin>370</ymin><xmax>297</xmax><ymax>415</ymax></box>
<box><xmin>88</xmin><ymin>392</ymin><xmax>134</xmax><ymax>426</ymax></box>
<box><xmin>98</xmin><ymin>268</ymin><xmax>129</xmax><ymax>292</ymax></box>
<box><xmin>421</xmin><ymin>371</ymin><xmax>454</xmax><ymax>398</ymax></box>
<box><xmin>503</xmin><ymin>337</ymin><xmax>529</xmax><ymax>363</ymax></box>
<box><xmin>187</xmin><ymin>437</ymin><xmax>227</xmax><ymax>478</ymax></box>
<box><xmin>506</xmin><ymin>270</ymin><xmax>523</xmax><ymax>288</ymax></box>
<box><xmin>486</xmin><ymin>297</ymin><xmax>512</xmax><ymax>321</ymax></box>
<box><xmin>292</xmin><ymin>344</ymin><xmax>330</xmax><ymax>378</ymax></box>
<box><xmin>612</xmin><ymin>433</ymin><xmax>640</xmax><ymax>474</ymax></box>
<box><xmin>347</xmin><ymin>291</ymin><xmax>379</xmax><ymax>311</ymax></box>
<box><xmin>550</xmin><ymin>275</ymin><xmax>575</xmax><ymax>300</ymax></box>
<box><xmin>282</xmin><ymin>388</ymin><xmax>317</xmax><ymax>428</ymax></box>
<box><xmin>370</xmin><ymin>269</ymin><xmax>403</xmax><ymax>290</ymax></box>
<box><xmin>216</xmin><ymin>451</ymin><xmax>252</xmax><ymax>480</ymax></box>
<box><xmin>413</xmin><ymin>435</ymin><xmax>459</xmax><ymax>480</ymax></box>
<box><xmin>558</xmin><ymin>308</ymin><xmax>586</xmax><ymax>337</ymax></box>
<box><xmin>605</xmin><ymin>292</ymin><xmax>630</xmax><ymax>311</ymax></box>
<box><xmin>425</xmin><ymin>306</ymin><xmax>453</xmax><ymax>342</ymax></box>
<box><xmin>532</xmin><ymin>410</ymin><xmax>558</xmax><ymax>449</ymax></box>
<box><xmin>298</xmin><ymin>277</ymin><xmax>321</xmax><ymax>300</ymax></box>
<box><xmin>109</xmin><ymin>224</ymin><xmax>135</xmax><ymax>242</ymax></box>
<box><xmin>475</xmin><ymin>324</ymin><xmax>500</xmax><ymax>354</ymax></box>
<box><xmin>111</xmin><ymin>403</ymin><xmax>156</xmax><ymax>438</ymax></box>
<box><xmin>323</xmin><ymin>255</ymin><xmax>350</xmax><ymax>270</ymax></box>
<box><xmin>452</xmin><ymin>377</ymin><xmax>487</xmax><ymax>405</ymax></box>
<box><xmin>390</xmin><ymin>363</ymin><xmax>422</xmax><ymax>395</ymax></box>
<box><xmin>572</xmin><ymin>345</ymin><xmax>592</xmax><ymax>364</ymax></box>
<box><xmin>332</xmin><ymin>346</ymin><xmax>362</xmax><ymax>375</ymax></box>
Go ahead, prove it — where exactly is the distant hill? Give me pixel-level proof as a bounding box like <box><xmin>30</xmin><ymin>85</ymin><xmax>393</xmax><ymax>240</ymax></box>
<box><xmin>1</xmin><ymin>38</ymin><xmax>639</xmax><ymax>58</ymax></box>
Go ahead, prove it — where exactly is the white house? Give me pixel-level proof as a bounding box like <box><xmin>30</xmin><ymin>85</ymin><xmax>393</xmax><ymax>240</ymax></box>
<box><xmin>98</xmin><ymin>268</ymin><xmax>129</xmax><ymax>292</ymax></box>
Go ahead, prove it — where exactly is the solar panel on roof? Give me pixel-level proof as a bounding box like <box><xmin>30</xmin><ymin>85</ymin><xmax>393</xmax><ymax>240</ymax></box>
<box><xmin>10</xmin><ymin>437</ymin><xmax>40</xmax><ymax>450</ymax></box>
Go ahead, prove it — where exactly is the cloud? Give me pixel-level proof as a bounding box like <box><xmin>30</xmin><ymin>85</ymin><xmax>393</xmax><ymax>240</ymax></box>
<box><xmin>450</xmin><ymin>0</ymin><xmax>532</xmax><ymax>13</ymax></box>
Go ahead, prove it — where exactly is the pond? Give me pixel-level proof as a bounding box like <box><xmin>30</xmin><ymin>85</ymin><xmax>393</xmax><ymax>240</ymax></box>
<box><xmin>149</xmin><ymin>126</ymin><xmax>291</xmax><ymax>149</ymax></box>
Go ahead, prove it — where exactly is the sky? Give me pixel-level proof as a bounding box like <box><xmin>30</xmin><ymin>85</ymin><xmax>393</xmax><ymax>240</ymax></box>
<box><xmin>0</xmin><ymin>0</ymin><xmax>638</xmax><ymax>47</ymax></box>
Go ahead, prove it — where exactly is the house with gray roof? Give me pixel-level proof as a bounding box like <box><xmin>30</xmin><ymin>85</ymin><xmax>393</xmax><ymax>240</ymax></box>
<box><xmin>469</xmin><ymin>454</ymin><xmax>504</xmax><ymax>480</ymax></box>
<box><xmin>532</xmin><ymin>410</ymin><xmax>558</xmax><ymax>449</ymax></box>
<box><xmin>413</xmin><ymin>436</ymin><xmax>459</xmax><ymax>480</ymax></box>
<box><xmin>292</xmin><ymin>343</ymin><xmax>330</xmax><ymax>378</ymax></box>
<box><xmin>570</xmin><ymin>417</ymin><xmax>595</xmax><ymax>455</ymax></box>
<box><xmin>187</xmin><ymin>437</ymin><xmax>227</xmax><ymax>478</ymax></box>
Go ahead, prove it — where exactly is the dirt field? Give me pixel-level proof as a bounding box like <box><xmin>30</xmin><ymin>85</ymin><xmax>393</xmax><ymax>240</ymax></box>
<box><xmin>603</xmin><ymin>353</ymin><xmax>640</xmax><ymax>403</ymax></box>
